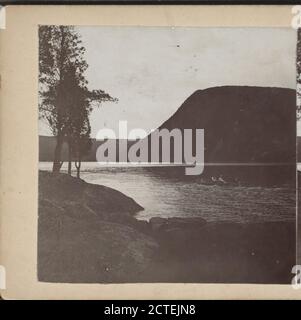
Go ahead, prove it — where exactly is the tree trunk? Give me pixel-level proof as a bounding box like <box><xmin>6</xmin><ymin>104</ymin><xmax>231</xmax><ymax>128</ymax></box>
<box><xmin>67</xmin><ymin>142</ymin><xmax>72</xmax><ymax>175</ymax></box>
<box><xmin>75</xmin><ymin>161</ymin><xmax>81</xmax><ymax>178</ymax></box>
<box><xmin>77</xmin><ymin>163</ymin><xmax>80</xmax><ymax>179</ymax></box>
<box><xmin>75</xmin><ymin>158</ymin><xmax>81</xmax><ymax>179</ymax></box>
<box><xmin>52</xmin><ymin>134</ymin><xmax>64</xmax><ymax>173</ymax></box>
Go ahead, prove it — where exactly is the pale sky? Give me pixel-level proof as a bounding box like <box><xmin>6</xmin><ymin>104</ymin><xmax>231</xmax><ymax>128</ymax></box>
<box><xmin>39</xmin><ymin>27</ymin><xmax>297</xmax><ymax>138</ymax></box>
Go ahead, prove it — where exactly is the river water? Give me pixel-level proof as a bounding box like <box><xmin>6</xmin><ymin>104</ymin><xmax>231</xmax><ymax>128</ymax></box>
<box><xmin>39</xmin><ymin>162</ymin><xmax>296</xmax><ymax>223</ymax></box>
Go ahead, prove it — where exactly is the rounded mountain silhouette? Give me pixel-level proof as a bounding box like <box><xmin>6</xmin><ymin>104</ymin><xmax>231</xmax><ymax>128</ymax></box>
<box><xmin>157</xmin><ymin>86</ymin><xmax>296</xmax><ymax>164</ymax></box>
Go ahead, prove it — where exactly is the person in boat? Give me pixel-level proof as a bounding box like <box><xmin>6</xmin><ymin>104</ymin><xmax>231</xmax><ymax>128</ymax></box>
<box><xmin>218</xmin><ymin>175</ymin><xmax>227</xmax><ymax>184</ymax></box>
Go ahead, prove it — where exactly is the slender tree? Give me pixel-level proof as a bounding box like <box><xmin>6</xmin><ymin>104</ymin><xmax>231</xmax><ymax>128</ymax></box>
<box><xmin>73</xmin><ymin>124</ymin><xmax>92</xmax><ymax>179</ymax></box>
<box><xmin>63</xmin><ymin>64</ymin><xmax>91</xmax><ymax>176</ymax></box>
<box><xmin>58</xmin><ymin>64</ymin><xmax>86</xmax><ymax>175</ymax></box>
<box><xmin>39</xmin><ymin>26</ymin><xmax>117</xmax><ymax>174</ymax></box>
<box><xmin>39</xmin><ymin>26</ymin><xmax>86</xmax><ymax>173</ymax></box>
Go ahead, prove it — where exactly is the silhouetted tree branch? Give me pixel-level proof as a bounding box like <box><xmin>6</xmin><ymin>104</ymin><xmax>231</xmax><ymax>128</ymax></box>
<box><xmin>39</xmin><ymin>25</ymin><xmax>117</xmax><ymax>174</ymax></box>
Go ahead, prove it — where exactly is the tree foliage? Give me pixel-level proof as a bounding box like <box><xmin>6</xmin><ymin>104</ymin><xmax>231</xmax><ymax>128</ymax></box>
<box><xmin>39</xmin><ymin>25</ymin><xmax>117</xmax><ymax>174</ymax></box>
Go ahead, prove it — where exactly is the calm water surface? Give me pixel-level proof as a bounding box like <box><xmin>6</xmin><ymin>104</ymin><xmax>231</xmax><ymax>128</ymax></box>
<box><xmin>39</xmin><ymin>162</ymin><xmax>296</xmax><ymax>223</ymax></box>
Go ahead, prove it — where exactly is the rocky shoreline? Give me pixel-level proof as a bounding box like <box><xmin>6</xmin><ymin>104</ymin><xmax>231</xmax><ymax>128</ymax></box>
<box><xmin>38</xmin><ymin>171</ymin><xmax>295</xmax><ymax>284</ymax></box>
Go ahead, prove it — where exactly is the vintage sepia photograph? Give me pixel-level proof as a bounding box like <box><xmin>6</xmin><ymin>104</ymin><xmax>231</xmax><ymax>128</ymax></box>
<box><xmin>38</xmin><ymin>26</ymin><xmax>297</xmax><ymax>284</ymax></box>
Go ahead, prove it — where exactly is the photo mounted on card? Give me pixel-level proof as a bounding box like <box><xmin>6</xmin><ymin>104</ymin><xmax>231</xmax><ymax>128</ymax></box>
<box><xmin>1</xmin><ymin>5</ymin><xmax>301</xmax><ymax>299</ymax></box>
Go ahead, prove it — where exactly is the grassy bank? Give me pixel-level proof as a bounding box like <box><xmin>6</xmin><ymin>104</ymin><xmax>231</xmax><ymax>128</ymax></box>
<box><xmin>38</xmin><ymin>171</ymin><xmax>295</xmax><ymax>284</ymax></box>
